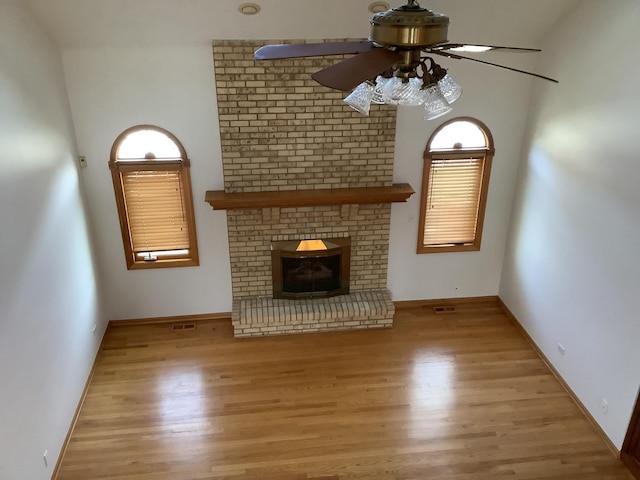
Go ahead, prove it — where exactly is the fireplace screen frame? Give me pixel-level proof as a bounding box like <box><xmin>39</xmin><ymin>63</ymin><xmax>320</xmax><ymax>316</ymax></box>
<box><xmin>271</xmin><ymin>237</ymin><xmax>351</xmax><ymax>299</ymax></box>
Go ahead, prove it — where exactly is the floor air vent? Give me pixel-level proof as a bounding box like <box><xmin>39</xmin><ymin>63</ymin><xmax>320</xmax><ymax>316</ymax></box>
<box><xmin>172</xmin><ymin>323</ymin><xmax>197</xmax><ymax>331</ymax></box>
<box><xmin>433</xmin><ymin>306</ymin><xmax>457</xmax><ymax>314</ymax></box>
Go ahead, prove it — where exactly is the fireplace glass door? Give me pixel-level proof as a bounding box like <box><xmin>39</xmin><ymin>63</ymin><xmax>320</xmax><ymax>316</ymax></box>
<box><xmin>272</xmin><ymin>238</ymin><xmax>350</xmax><ymax>299</ymax></box>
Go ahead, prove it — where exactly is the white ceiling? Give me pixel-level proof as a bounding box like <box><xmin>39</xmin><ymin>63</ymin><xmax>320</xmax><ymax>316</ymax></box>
<box><xmin>24</xmin><ymin>0</ymin><xmax>580</xmax><ymax>49</ymax></box>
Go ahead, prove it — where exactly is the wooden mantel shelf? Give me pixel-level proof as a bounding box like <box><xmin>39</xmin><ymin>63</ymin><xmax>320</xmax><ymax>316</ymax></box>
<box><xmin>205</xmin><ymin>183</ymin><xmax>414</xmax><ymax>210</ymax></box>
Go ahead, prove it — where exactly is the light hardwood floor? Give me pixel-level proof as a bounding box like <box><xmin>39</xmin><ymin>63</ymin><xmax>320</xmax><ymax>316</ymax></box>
<box><xmin>56</xmin><ymin>300</ymin><xmax>634</xmax><ymax>479</ymax></box>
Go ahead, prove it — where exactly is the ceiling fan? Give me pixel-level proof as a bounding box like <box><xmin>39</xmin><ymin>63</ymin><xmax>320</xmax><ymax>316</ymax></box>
<box><xmin>254</xmin><ymin>0</ymin><xmax>557</xmax><ymax>118</ymax></box>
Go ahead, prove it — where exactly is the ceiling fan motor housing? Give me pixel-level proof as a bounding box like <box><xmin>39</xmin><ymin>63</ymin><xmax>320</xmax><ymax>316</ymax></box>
<box><xmin>370</xmin><ymin>3</ymin><xmax>449</xmax><ymax>48</ymax></box>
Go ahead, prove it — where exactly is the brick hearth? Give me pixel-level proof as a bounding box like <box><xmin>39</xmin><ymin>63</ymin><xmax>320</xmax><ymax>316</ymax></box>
<box><xmin>232</xmin><ymin>290</ymin><xmax>394</xmax><ymax>337</ymax></box>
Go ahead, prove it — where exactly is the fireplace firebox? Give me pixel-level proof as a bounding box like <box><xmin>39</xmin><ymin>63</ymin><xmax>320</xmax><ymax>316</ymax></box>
<box><xmin>271</xmin><ymin>238</ymin><xmax>350</xmax><ymax>299</ymax></box>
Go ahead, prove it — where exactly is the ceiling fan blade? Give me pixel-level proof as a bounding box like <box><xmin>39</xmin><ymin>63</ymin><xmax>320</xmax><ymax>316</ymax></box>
<box><xmin>311</xmin><ymin>48</ymin><xmax>402</xmax><ymax>91</ymax></box>
<box><xmin>255</xmin><ymin>41</ymin><xmax>373</xmax><ymax>60</ymax></box>
<box><xmin>431</xmin><ymin>50</ymin><xmax>558</xmax><ymax>83</ymax></box>
<box><xmin>430</xmin><ymin>43</ymin><xmax>541</xmax><ymax>54</ymax></box>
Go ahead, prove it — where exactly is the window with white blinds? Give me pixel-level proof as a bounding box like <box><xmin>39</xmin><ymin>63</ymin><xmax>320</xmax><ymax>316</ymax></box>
<box><xmin>418</xmin><ymin>118</ymin><xmax>494</xmax><ymax>254</ymax></box>
<box><xmin>109</xmin><ymin>126</ymin><xmax>199</xmax><ymax>269</ymax></box>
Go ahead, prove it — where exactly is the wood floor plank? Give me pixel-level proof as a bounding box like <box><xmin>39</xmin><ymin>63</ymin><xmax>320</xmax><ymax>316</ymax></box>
<box><xmin>55</xmin><ymin>300</ymin><xmax>633</xmax><ymax>479</ymax></box>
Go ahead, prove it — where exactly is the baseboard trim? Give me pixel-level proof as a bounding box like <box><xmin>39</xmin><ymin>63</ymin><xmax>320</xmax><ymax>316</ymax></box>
<box><xmin>108</xmin><ymin>312</ymin><xmax>232</xmax><ymax>327</ymax></box>
<box><xmin>394</xmin><ymin>295</ymin><xmax>499</xmax><ymax>310</ymax></box>
<box><xmin>51</xmin><ymin>322</ymin><xmax>111</xmax><ymax>480</ymax></box>
<box><xmin>497</xmin><ymin>297</ymin><xmax>620</xmax><ymax>458</ymax></box>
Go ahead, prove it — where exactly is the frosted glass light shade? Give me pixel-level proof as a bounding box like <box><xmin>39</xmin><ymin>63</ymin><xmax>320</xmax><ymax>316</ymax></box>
<box><xmin>438</xmin><ymin>73</ymin><xmax>463</xmax><ymax>104</ymax></box>
<box><xmin>382</xmin><ymin>77</ymin><xmax>424</xmax><ymax>106</ymax></box>
<box><xmin>423</xmin><ymin>84</ymin><xmax>453</xmax><ymax>120</ymax></box>
<box><xmin>371</xmin><ymin>76</ymin><xmax>390</xmax><ymax>104</ymax></box>
<box><xmin>344</xmin><ymin>82</ymin><xmax>374</xmax><ymax>115</ymax></box>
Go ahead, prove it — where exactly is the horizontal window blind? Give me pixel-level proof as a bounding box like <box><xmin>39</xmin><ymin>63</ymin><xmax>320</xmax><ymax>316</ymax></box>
<box><xmin>423</xmin><ymin>157</ymin><xmax>484</xmax><ymax>246</ymax></box>
<box><xmin>121</xmin><ymin>169</ymin><xmax>190</xmax><ymax>254</ymax></box>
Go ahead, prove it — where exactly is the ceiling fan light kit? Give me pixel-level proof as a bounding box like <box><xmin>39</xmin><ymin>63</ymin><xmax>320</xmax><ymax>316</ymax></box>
<box><xmin>254</xmin><ymin>0</ymin><xmax>557</xmax><ymax>120</ymax></box>
<box><xmin>344</xmin><ymin>56</ymin><xmax>462</xmax><ymax>116</ymax></box>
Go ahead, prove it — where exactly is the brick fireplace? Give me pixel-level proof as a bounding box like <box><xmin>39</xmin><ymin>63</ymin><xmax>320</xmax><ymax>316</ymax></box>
<box><xmin>210</xmin><ymin>40</ymin><xmax>409</xmax><ymax>337</ymax></box>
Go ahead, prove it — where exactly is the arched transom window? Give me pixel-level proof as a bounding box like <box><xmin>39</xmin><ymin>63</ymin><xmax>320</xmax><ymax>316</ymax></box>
<box><xmin>109</xmin><ymin>125</ymin><xmax>199</xmax><ymax>269</ymax></box>
<box><xmin>418</xmin><ymin>117</ymin><xmax>494</xmax><ymax>253</ymax></box>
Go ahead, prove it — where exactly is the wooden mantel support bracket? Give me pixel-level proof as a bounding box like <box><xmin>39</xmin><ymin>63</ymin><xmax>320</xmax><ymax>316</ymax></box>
<box><xmin>205</xmin><ymin>183</ymin><xmax>415</xmax><ymax>211</ymax></box>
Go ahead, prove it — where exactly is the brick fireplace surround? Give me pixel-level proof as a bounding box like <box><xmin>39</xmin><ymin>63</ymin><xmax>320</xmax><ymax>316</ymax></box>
<box><xmin>211</xmin><ymin>40</ymin><xmax>405</xmax><ymax>337</ymax></box>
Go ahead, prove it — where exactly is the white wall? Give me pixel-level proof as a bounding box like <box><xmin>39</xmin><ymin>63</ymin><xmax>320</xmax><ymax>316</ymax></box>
<box><xmin>500</xmin><ymin>0</ymin><xmax>640</xmax><ymax>448</ymax></box>
<box><xmin>62</xmin><ymin>46</ymin><xmax>233</xmax><ymax>320</ymax></box>
<box><xmin>0</xmin><ymin>1</ymin><xmax>105</xmax><ymax>478</ymax></box>
<box><xmin>62</xmin><ymin>44</ymin><xmax>546</xmax><ymax>316</ymax></box>
<box><xmin>388</xmin><ymin>57</ymin><xmax>535</xmax><ymax>300</ymax></box>
<box><xmin>64</xmin><ymin>45</ymin><xmax>535</xmax><ymax>314</ymax></box>
<box><xmin>49</xmin><ymin>1</ymin><xmax>576</xmax><ymax>318</ymax></box>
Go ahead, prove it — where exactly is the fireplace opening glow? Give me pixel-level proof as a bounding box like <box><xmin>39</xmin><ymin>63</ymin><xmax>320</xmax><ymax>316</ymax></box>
<box><xmin>296</xmin><ymin>239</ymin><xmax>328</xmax><ymax>252</ymax></box>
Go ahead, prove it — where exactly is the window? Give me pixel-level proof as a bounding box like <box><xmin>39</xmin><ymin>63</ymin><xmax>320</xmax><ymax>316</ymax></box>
<box><xmin>109</xmin><ymin>125</ymin><xmax>199</xmax><ymax>269</ymax></box>
<box><xmin>417</xmin><ymin>117</ymin><xmax>494</xmax><ymax>254</ymax></box>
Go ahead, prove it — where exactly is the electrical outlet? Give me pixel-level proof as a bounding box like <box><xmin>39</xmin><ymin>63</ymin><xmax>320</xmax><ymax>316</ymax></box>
<box><xmin>78</xmin><ymin>156</ymin><xmax>87</xmax><ymax>168</ymax></box>
<box><xmin>43</xmin><ymin>450</ymin><xmax>48</xmax><ymax>467</ymax></box>
<box><xmin>601</xmin><ymin>398</ymin><xmax>609</xmax><ymax>415</ymax></box>
<box><xmin>557</xmin><ymin>343</ymin><xmax>566</xmax><ymax>355</ymax></box>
